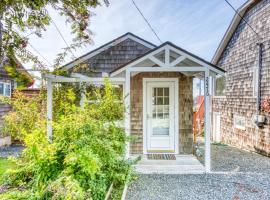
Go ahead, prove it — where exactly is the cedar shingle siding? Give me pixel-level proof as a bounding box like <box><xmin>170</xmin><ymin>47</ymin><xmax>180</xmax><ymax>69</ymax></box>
<box><xmin>213</xmin><ymin>0</ymin><xmax>270</xmax><ymax>156</ymax></box>
<box><xmin>130</xmin><ymin>72</ymin><xmax>193</xmax><ymax>154</ymax></box>
<box><xmin>70</xmin><ymin>38</ymin><xmax>151</xmax><ymax>76</ymax></box>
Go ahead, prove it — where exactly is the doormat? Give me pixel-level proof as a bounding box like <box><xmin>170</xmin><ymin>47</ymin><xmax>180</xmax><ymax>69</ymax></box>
<box><xmin>147</xmin><ymin>154</ymin><xmax>176</xmax><ymax>160</ymax></box>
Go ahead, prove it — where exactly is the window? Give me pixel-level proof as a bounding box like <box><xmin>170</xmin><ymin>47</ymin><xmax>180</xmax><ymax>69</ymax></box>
<box><xmin>0</xmin><ymin>82</ymin><xmax>11</xmax><ymax>97</ymax></box>
<box><xmin>234</xmin><ymin>115</ymin><xmax>246</xmax><ymax>130</ymax></box>
<box><xmin>214</xmin><ymin>75</ymin><xmax>225</xmax><ymax>96</ymax></box>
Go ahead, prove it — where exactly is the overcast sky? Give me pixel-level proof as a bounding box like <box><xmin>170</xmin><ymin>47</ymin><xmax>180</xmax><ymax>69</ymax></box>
<box><xmin>26</xmin><ymin>0</ymin><xmax>247</xmax><ymax>84</ymax></box>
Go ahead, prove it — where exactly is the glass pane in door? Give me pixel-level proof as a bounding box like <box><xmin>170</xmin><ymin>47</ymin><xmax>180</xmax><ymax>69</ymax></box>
<box><xmin>152</xmin><ymin>87</ymin><xmax>170</xmax><ymax>135</ymax></box>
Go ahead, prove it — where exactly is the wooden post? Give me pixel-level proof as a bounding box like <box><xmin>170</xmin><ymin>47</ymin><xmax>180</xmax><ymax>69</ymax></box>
<box><xmin>204</xmin><ymin>69</ymin><xmax>211</xmax><ymax>172</ymax></box>
<box><xmin>47</xmin><ymin>80</ymin><xmax>53</xmax><ymax>142</ymax></box>
<box><xmin>80</xmin><ymin>82</ymin><xmax>86</xmax><ymax>108</ymax></box>
<box><xmin>124</xmin><ymin>69</ymin><xmax>131</xmax><ymax>158</ymax></box>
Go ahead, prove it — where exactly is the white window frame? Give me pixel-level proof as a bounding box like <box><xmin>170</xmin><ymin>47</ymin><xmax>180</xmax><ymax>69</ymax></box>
<box><xmin>233</xmin><ymin>115</ymin><xmax>246</xmax><ymax>130</ymax></box>
<box><xmin>0</xmin><ymin>82</ymin><xmax>11</xmax><ymax>97</ymax></box>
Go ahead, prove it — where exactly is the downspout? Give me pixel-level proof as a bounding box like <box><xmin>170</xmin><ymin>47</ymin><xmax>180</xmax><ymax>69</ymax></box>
<box><xmin>255</xmin><ymin>42</ymin><xmax>263</xmax><ymax>126</ymax></box>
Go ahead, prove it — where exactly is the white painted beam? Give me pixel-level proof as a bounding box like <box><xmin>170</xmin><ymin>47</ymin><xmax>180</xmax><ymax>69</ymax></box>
<box><xmin>47</xmin><ymin>80</ymin><xmax>53</xmax><ymax>142</ymax></box>
<box><xmin>148</xmin><ymin>56</ymin><xmax>166</xmax><ymax>67</ymax></box>
<box><xmin>170</xmin><ymin>56</ymin><xmax>186</xmax><ymax>67</ymax></box>
<box><xmin>45</xmin><ymin>73</ymin><xmax>125</xmax><ymax>83</ymax></box>
<box><xmin>128</xmin><ymin>67</ymin><xmax>206</xmax><ymax>72</ymax></box>
<box><xmin>165</xmin><ymin>46</ymin><xmax>170</xmax><ymax>65</ymax></box>
<box><xmin>124</xmin><ymin>69</ymin><xmax>131</xmax><ymax>158</ymax></box>
<box><xmin>80</xmin><ymin>82</ymin><xmax>86</xmax><ymax>108</ymax></box>
<box><xmin>204</xmin><ymin>69</ymin><xmax>211</xmax><ymax>173</ymax></box>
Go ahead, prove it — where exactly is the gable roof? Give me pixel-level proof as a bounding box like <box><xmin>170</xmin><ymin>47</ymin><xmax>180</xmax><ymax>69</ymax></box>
<box><xmin>111</xmin><ymin>41</ymin><xmax>225</xmax><ymax>76</ymax></box>
<box><xmin>212</xmin><ymin>0</ymin><xmax>259</xmax><ymax>64</ymax></box>
<box><xmin>62</xmin><ymin>32</ymin><xmax>156</xmax><ymax>71</ymax></box>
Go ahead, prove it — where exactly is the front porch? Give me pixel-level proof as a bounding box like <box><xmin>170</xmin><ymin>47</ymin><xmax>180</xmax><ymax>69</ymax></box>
<box><xmin>134</xmin><ymin>154</ymin><xmax>205</xmax><ymax>174</ymax></box>
<box><xmin>45</xmin><ymin>42</ymin><xmax>225</xmax><ymax>173</ymax></box>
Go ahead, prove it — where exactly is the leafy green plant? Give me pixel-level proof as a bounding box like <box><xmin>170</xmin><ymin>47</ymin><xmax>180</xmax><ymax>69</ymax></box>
<box><xmin>1</xmin><ymin>80</ymin><xmax>132</xmax><ymax>199</ymax></box>
<box><xmin>0</xmin><ymin>90</ymin><xmax>45</xmax><ymax>139</ymax></box>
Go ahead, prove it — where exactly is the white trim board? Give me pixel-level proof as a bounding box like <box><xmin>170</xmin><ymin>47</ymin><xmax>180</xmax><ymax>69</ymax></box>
<box><xmin>111</xmin><ymin>43</ymin><xmax>225</xmax><ymax>77</ymax></box>
<box><xmin>62</xmin><ymin>33</ymin><xmax>156</xmax><ymax>70</ymax></box>
<box><xmin>142</xmin><ymin>78</ymin><xmax>179</xmax><ymax>154</ymax></box>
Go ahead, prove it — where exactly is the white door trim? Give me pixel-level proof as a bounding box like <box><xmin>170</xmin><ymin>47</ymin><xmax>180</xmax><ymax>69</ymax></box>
<box><xmin>212</xmin><ymin>112</ymin><xmax>221</xmax><ymax>142</ymax></box>
<box><xmin>143</xmin><ymin>78</ymin><xmax>179</xmax><ymax>154</ymax></box>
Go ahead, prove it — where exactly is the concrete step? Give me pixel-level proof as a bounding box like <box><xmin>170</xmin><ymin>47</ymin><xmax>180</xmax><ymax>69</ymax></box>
<box><xmin>135</xmin><ymin>164</ymin><xmax>205</xmax><ymax>174</ymax></box>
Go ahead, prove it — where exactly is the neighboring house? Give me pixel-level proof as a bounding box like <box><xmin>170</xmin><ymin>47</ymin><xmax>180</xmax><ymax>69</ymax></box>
<box><xmin>47</xmin><ymin>32</ymin><xmax>225</xmax><ymax>171</ymax></box>
<box><xmin>212</xmin><ymin>0</ymin><xmax>270</xmax><ymax>156</ymax></box>
<box><xmin>0</xmin><ymin>59</ymin><xmax>33</xmax><ymax>132</ymax></box>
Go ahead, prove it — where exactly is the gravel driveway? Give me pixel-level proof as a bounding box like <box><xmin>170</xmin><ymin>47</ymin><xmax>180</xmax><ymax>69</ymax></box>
<box><xmin>126</xmin><ymin>144</ymin><xmax>270</xmax><ymax>200</ymax></box>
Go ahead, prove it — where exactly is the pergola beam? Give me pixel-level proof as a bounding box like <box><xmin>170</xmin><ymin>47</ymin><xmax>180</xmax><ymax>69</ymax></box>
<box><xmin>124</xmin><ymin>69</ymin><xmax>131</xmax><ymax>158</ymax></box>
<box><xmin>47</xmin><ymin>80</ymin><xmax>53</xmax><ymax>142</ymax></box>
<box><xmin>44</xmin><ymin>73</ymin><xmax>125</xmax><ymax>83</ymax></box>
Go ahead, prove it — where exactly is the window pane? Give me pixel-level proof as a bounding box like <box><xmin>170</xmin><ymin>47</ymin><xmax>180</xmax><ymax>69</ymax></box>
<box><xmin>0</xmin><ymin>84</ymin><xmax>3</xmax><ymax>95</ymax></box>
<box><xmin>215</xmin><ymin>76</ymin><xmax>225</xmax><ymax>96</ymax></box>
<box><xmin>5</xmin><ymin>84</ymin><xmax>11</xmax><ymax>96</ymax></box>
<box><xmin>157</xmin><ymin>88</ymin><xmax>163</xmax><ymax>96</ymax></box>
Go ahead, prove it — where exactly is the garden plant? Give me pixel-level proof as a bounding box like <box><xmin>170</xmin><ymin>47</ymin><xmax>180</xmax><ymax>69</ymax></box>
<box><xmin>0</xmin><ymin>80</ymin><xmax>132</xmax><ymax>200</ymax></box>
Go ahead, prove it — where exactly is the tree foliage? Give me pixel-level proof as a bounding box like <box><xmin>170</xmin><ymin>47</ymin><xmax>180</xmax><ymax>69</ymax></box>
<box><xmin>0</xmin><ymin>0</ymin><xmax>109</xmax><ymax>80</ymax></box>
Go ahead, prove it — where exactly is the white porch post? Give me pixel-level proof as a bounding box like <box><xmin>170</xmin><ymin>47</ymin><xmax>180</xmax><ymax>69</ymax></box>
<box><xmin>80</xmin><ymin>82</ymin><xmax>86</xmax><ymax>108</ymax></box>
<box><xmin>47</xmin><ymin>80</ymin><xmax>53</xmax><ymax>142</ymax></box>
<box><xmin>204</xmin><ymin>69</ymin><xmax>211</xmax><ymax>172</ymax></box>
<box><xmin>124</xmin><ymin>69</ymin><xmax>131</xmax><ymax>157</ymax></box>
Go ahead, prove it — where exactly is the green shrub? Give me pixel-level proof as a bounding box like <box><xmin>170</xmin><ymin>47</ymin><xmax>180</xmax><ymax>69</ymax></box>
<box><xmin>0</xmin><ymin>189</ymin><xmax>34</xmax><ymax>200</ymax></box>
<box><xmin>1</xmin><ymin>80</ymin><xmax>132</xmax><ymax>199</ymax></box>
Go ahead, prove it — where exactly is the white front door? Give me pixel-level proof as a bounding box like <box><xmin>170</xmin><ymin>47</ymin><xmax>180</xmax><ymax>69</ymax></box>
<box><xmin>144</xmin><ymin>79</ymin><xmax>178</xmax><ymax>153</ymax></box>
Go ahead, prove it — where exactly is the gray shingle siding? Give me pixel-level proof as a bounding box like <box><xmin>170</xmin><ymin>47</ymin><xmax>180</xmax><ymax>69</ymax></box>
<box><xmin>213</xmin><ymin>0</ymin><xmax>270</xmax><ymax>156</ymax></box>
<box><xmin>69</xmin><ymin>38</ymin><xmax>151</xmax><ymax>76</ymax></box>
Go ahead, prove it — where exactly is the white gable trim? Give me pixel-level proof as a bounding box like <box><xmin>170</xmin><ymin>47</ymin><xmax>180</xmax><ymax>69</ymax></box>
<box><xmin>62</xmin><ymin>33</ymin><xmax>156</xmax><ymax>71</ymax></box>
<box><xmin>111</xmin><ymin>43</ymin><xmax>225</xmax><ymax>77</ymax></box>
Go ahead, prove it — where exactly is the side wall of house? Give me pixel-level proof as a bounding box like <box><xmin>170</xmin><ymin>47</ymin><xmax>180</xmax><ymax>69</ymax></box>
<box><xmin>130</xmin><ymin>72</ymin><xmax>193</xmax><ymax>154</ymax></box>
<box><xmin>0</xmin><ymin>65</ymin><xmax>15</xmax><ymax>136</ymax></box>
<box><xmin>212</xmin><ymin>0</ymin><xmax>270</xmax><ymax>156</ymax></box>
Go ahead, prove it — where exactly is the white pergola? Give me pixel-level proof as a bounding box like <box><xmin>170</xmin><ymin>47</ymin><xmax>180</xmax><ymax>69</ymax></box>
<box><xmin>45</xmin><ymin>43</ymin><xmax>225</xmax><ymax>173</ymax></box>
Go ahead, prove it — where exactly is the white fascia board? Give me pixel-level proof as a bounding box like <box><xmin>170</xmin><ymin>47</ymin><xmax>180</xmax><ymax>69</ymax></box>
<box><xmin>63</xmin><ymin>34</ymin><xmax>156</xmax><ymax>71</ymax></box>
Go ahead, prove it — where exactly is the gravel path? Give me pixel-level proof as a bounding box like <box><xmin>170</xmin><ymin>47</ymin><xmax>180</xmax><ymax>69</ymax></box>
<box><xmin>0</xmin><ymin>144</ymin><xmax>24</xmax><ymax>158</ymax></box>
<box><xmin>126</xmin><ymin>144</ymin><xmax>270</xmax><ymax>200</ymax></box>
<box><xmin>210</xmin><ymin>144</ymin><xmax>270</xmax><ymax>173</ymax></box>
<box><xmin>126</xmin><ymin>174</ymin><xmax>270</xmax><ymax>200</ymax></box>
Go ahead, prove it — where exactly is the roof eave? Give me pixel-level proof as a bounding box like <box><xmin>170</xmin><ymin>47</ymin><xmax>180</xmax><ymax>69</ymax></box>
<box><xmin>212</xmin><ymin>0</ymin><xmax>257</xmax><ymax>65</ymax></box>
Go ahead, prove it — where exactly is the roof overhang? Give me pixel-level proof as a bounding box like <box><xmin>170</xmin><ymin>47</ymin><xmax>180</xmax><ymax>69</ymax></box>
<box><xmin>212</xmin><ymin>0</ymin><xmax>258</xmax><ymax>64</ymax></box>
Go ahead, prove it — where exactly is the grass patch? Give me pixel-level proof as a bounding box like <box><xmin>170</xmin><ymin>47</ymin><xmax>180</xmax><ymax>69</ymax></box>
<box><xmin>0</xmin><ymin>158</ymin><xmax>16</xmax><ymax>184</ymax></box>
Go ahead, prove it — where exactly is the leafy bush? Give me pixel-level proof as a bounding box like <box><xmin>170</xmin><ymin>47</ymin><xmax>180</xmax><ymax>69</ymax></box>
<box><xmin>0</xmin><ymin>80</ymin><xmax>132</xmax><ymax>199</ymax></box>
<box><xmin>0</xmin><ymin>90</ymin><xmax>45</xmax><ymax>139</ymax></box>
